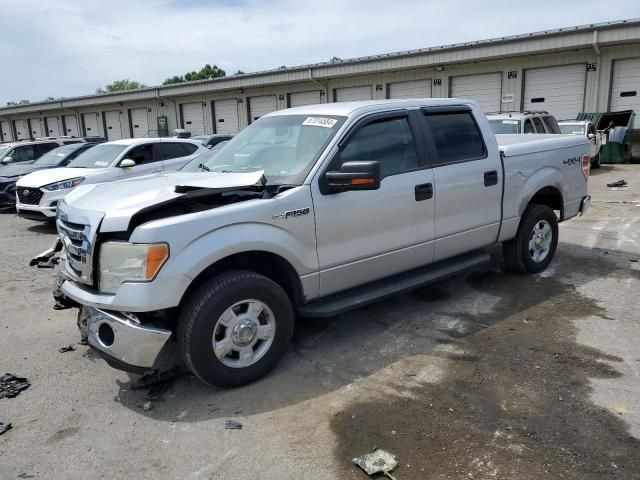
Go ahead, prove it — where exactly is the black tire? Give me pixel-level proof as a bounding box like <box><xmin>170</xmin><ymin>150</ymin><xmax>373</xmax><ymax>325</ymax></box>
<box><xmin>178</xmin><ymin>270</ymin><xmax>294</xmax><ymax>388</ymax></box>
<box><xmin>591</xmin><ymin>154</ymin><xmax>601</xmax><ymax>169</ymax></box>
<box><xmin>503</xmin><ymin>204</ymin><xmax>559</xmax><ymax>274</ymax></box>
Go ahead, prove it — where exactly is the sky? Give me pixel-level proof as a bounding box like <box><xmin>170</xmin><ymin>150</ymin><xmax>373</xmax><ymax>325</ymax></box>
<box><xmin>0</xmin><ymin>0</ymin><xmax>638</xmax><ymax>105</ymax></box>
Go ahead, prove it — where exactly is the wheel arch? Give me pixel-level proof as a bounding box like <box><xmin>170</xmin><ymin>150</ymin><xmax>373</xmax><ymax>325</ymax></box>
<box><xmin>525</xmin><ymin>185</ymin><xmax>565</xmax><ymax>221</ymax></box>
<box><xmin>179</xmin><ymin>250</ymin><xmax>305</xmax><ymax>310</ymax></box>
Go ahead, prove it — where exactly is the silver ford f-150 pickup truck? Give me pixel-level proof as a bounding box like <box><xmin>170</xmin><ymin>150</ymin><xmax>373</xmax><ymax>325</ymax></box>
<box><xmin>35</xmin><ymin>99</ymin><xmax>591</xmax><ymax>387</ymax></box>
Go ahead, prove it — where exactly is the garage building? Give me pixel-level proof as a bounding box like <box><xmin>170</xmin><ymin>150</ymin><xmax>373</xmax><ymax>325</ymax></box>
<box><xmin>1</xmin><ymin>19</ymin><xmax>639</xmax><ymax>145</ymax></box>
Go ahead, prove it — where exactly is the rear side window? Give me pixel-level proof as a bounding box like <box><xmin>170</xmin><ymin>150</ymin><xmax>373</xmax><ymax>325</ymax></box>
<box><xmin>339</xmin><ymin>117</ymin><xmax>418</xmax><ymax>178</ymax></box>
<box><xmin>35</xmin><ymin>143</ymin><xmax>59</xmax><ymax>156</ymax></box>
<box><xmin>532</xmin><ymin>117</ymin><xmax>545</xmax><ymax>133</ymax></box>
<box><xmin>524</xmin><ymin>119</ymin><xmax>535</xmax><ymax>134</ymax></box>
<box><xmin>423</xmin><ymin>112</ymin><xmax>485</xmax><ymax>165</ymax></box>
<box><xmin>155</xmin><ymin>142</ymin><xmax>189</xmax><ymax>160</ymax></box>
<box><xmin>179</xmin><ymin>143</ymin><xmax>198</xmax><ymax>156</ymax></box>
<box><xmin>542</xmin><ymin>116</ymin><xmax>561</xmax><ymax>134</ymax></box>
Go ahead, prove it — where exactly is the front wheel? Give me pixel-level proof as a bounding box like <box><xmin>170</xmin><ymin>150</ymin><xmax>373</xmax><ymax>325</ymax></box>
<box><xmin>178</xmin><ymin>270</ymin><xmax>294</xmax><ymax>388</ymax></box>
<box><xmin>503</xmin><ymin>204</ymin><xmax>559</xmax><ymax>274</ymax></box>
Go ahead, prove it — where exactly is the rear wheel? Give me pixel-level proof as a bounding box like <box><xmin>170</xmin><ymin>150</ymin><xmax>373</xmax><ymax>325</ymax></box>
<box><xmin>177</xmin><ymin>270</ymin><xmax>294</xmax><ymax>388</ymax></box>
<box><xmin>591</xmin><ymin>154</ymin><xmax>601</xmax><ymax>169</ymax></box>
<box><xmin>503</xmin><ymin>204</ymin><xmax>559</xmax><ymax>274</ymax></box>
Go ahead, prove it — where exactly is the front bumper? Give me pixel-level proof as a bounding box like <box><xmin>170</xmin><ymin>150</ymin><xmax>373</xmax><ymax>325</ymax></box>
<box><xmin>16</xmin><ymin>187</ymin><xmax>70</xmax><ymax>219</ymax></box>
<box><xmin>579</xmin><ymin>195</ymin><xmax>591</xmax><ymax>215</ymax></box>
<box><xmin>78</xmin><ymin>306</ymin><xmax>172</xmax><ymax>371</ymax></box>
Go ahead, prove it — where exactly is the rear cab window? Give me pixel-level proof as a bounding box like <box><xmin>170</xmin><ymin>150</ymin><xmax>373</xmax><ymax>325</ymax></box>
<box><xmin>531</xmin><ymin>117</ymin><xmax>545</xmax><ymax>133</ymax></box>
<box><xmin>542</xmin><ymin>116</ymin><xmax>561</xmax><ymax>134</ymax></box>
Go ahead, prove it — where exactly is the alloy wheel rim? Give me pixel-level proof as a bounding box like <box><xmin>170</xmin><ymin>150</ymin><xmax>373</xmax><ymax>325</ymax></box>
<box><xmin>212</xmin><ymin>299</ymin><xmax>276</xmax><ymax>368</ymax></box>
<box><xmin>528</xmin><ymin>220</ymin><xmax>552</xmax><ymax>263</ymax></box>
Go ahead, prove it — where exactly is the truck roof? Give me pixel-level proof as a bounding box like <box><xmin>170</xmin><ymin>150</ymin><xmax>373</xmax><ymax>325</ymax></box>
<box><xmin>268</xmin><ymin>98</ymin><xmax>478</xmax><ymax>117</ymax></box>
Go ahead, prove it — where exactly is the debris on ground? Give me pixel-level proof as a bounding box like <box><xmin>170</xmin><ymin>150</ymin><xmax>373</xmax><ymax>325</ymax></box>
<box><xmin>130</xmin><ymin>366</ymin><xmax>182</xmax><ymax>401</ymax></box>
<box><xmin>225</xmin><ymin>420</ymin><xmax>243</xmax><ymax>430</ymax></box>
<box><xmin>58</xmin><ymin>345</ymin><xmax>76</xmax><ymax>353</ymax></box>
<box><xmin>607</xmin><ymin>179</ymin><xmax>627</xmax><ymax>188</ymax></box>
<box><xmin>353</xmin><ymin>449</ymin><xmax>398</xmax><ymax>479</ymax></box>
<box><xmin>143</xmin><ymin>401</ymin><xmax>153</xmax><ymax>412</ymax></box>
<box><xmin>0</xmin><ymin>422</ymin><xmax>12</xmax><ymax>435</ymax></box>
<box><xmin>0</xmin><ymin>374</ymin><xmax>30</xmax><ymax>399</ymax></box>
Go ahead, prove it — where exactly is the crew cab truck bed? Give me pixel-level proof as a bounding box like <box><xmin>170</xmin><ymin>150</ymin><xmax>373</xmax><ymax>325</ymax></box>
<box><xmin>37</xmin><ymin>99</ymin><xmax>590</xmax><ymax>387</ymax></box>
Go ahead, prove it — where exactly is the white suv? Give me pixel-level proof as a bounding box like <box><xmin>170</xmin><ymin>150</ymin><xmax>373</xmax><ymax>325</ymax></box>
<box><xmin>16</xmin><ymin>138</ymin><xmax>207</xmax><ymax>220</ymax></box>
<box><xmin>487</xmin><ymin>111</ymin><xmax>562</xmax><ymax>135</ymax></box>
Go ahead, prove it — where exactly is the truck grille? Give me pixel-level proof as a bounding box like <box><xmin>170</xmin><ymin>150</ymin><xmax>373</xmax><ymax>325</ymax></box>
<box><xmin>56</xmin><ymin>205</ymin><xmax>102</xmax><ymax>285</ymax></box>
<box><xmin>17</xmin><ymin>188</ymin><xmax>44</xmax><ymax>205</ymax></box>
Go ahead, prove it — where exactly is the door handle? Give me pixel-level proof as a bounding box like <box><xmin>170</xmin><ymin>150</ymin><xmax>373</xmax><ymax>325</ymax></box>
<box><xmin>484</xmin><ymin>170</ymin><xmax>498</xmax><ymax>187</ymax></box>
<box><xmin>415</xmin><ymin>183</ymin><xmax>433</xmax><ymax>201</ymax></box>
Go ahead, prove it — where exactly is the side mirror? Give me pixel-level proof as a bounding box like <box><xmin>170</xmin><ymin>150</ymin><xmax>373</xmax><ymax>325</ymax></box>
<box><xmin>323</xmin><ymin>161</ymin><xmax>381</xmax><ymax>193</ymax></box>
<box><xmin>120</xmin><ymin>158</ymin><xmax>136</xmax><ymax>168</ymax></box>
<box><xmin>1</xmin><ymin>157</ymin><xmax>12</xmax><ymax>165</ymax></box>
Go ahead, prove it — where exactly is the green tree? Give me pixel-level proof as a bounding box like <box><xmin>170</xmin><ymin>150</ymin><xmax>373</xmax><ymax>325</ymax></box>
<box><xmin>163</xmin><ymin>64</ymin><xmax>226</xmax><ymax>85</ymax></box>
<box><xmin>96</xmin><ymin>79</ymin><xmax>146</xmax><ymax>94</ymax></box>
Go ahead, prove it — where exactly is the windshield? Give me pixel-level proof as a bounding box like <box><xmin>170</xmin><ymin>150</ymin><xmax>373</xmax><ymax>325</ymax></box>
<box><xmin>181</xmin><ymin>141</ymin><xmax>229</xmax><ymax>172</ymax></box>
<box><xmin>33</xmin><ymin>144</ymin><xmax>82</xmax><ymax>166</ymax></box>
<box><xmin>488</xmin><ymin>119</ymin><xmax>521</xmax><ymax>134</ymax></box>
<box><xmin>0</xmin><ymin>145</ymin><xmax>10</xmax><ymax>158</ymax></box>
<box><xmin>559</xmin><ymin>124</ymin><xmax>585</xmax><ymax>135</ymax></box>
<box><xmin>68</xmin><ymin>144</ymin><xmax>127</xmax><ymax>168</ymax></box>
<box><xmin>188</xmin><ymin>114</ymin><xmax>346</xmax><ymax>184</ymax></box>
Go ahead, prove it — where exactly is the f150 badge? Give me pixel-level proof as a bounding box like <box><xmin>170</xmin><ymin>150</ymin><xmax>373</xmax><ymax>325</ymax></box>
<box><xmin>273</xmin><ymin>207</ymin><xmax>310</xmax><ymax>220</ymax></box>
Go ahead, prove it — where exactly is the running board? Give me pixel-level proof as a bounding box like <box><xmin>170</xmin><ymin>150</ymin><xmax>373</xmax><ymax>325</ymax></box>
<box><xmin>299</xmin><ymin>250</ymin><xmax>491</xmax><ymax>318</ymax></box>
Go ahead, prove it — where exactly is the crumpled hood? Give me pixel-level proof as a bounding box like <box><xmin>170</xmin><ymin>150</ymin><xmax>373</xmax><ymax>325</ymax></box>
<box><xmin>16</xmin><ymin>167</ymin><xmax>106</xmax><ymax>188</ymax></box>
<box><xmin>64</xmin><ymin>171</ymin><xmax>266</xmax><ymax>232</ymax></box>
<box><xmin>0</xmin><ymin>163</ymin><xmax>52</xmax><ymax>180</ymax></box>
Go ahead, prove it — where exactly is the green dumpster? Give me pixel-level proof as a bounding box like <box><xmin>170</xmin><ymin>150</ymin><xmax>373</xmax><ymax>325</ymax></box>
<box><xmin>577</xmin><ymin>110</ymin><xmax>635</xmax><ymax>164</ymax></box>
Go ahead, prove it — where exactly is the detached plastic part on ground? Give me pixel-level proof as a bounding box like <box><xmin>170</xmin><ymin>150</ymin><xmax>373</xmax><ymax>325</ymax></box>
<box><xmin>0</xmin><ymin>373</ymin><xmax>30</xmax><ymax>399</ymax></box>
<box><xmin>353</xmin><ymin>449</ymin><xmax>398</xmax><ymax>479</ymax></box>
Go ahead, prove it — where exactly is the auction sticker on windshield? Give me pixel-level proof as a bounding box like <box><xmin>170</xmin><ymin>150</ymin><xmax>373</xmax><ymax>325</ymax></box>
<box><xmin>302</xmin><ymin>117</ymin><xmax>338</xmax><ymax>128</ymax></box>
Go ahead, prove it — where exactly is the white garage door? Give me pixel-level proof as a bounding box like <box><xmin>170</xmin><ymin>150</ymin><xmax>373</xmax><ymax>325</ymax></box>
<box><xmin>335</xmin><ymin>85</ymin><xmax>372</xmax><ymax>102</ymax></box>
<box><xmin>182</xmin><ymin>102</ymin><xmax>206</xmax><ymax>135</ymax></box>
<box><xmin>45</xmin><ymin>116</ymin><xmax>60</xmax><ymax>136</ymax></box>
<box><xmin>450</xmin><ymin>73</ymin><xmax>502</xmax><ymax>112</ymax></box>
<box><xmin>610</xmin><ymin>58</ymin><xmax>640</xmax><ymax>113</ymax></box>
<box><xmin>29</xmin><ymin>118</ymin><xmax>43</xmax><ymax>138</ymax></box>
<box><xmin>104</xmin><ymin>111</ymin><xmax>123</xmax><ymax>140</ymax></box>
<box><xmin>1</xmin><ymin>120</ymin><xmax>13</xmax><ymax>141</ymax></box>
<box><xmin>388</xmin><ymin>79</ymin><xmax>432</xmax><ymax>99</ymax></box>
<box><xmin>130</xmin><ymin>108</ymin><xmax>150</xmax><ymax>138</ymax></box>
<box><xmin>83</xmin><ymin>113</ymin><xmax>100</xmax><ymax>136</ymax></box>
<box><xmin>15</xmin><ymin>120</ymin><xmax>28</xmax><ymax>140</ymax></box>
<box><xmin>64</xmin><ymin>115</ymin><xmax>79</xmax><ymax>136</ymax></box>
<box><xmin>288</xmin><ymin>91</ymin><xmax>322</xmax><ymax>108</ymax></box>
<box><xmin>524</xmin><ymin>64</ymin><xmax>586</xmax><ymax>120</ymax></box>
<box><xmin>249</xmin><ymin>95</ymin><xmax>277</xmax><ymax>123</ymax></box>
<box><xmin>213</xmin><ymin>99</ymin><xmax>239</xmax><ymax>134</ymax></box>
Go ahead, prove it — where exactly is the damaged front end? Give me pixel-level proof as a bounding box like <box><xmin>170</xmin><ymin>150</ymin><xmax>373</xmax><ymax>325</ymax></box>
<box><xmin>30</xmin><ymin>237</ymin><xmax>79</xmax><ymax>310</ymax></box>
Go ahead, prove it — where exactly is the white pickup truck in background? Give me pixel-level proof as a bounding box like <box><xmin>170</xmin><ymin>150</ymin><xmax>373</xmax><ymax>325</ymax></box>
<box><xmin>34</xmin><ymin>99</ymin><xmax>591</xmax><ymax>388</ymax></box>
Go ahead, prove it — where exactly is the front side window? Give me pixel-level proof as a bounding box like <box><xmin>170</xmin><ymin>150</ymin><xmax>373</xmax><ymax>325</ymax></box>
<box><xmin>125</xmin><ymin>144</ymin><xmax>155</xmax><ymax>165</ymax></box>
<box><xmin>423</xmin><ymin>112</ymin><xmax>485</xmax><ymax>165</ymax></box>
<box><xmin>12</xmin><ymin>146</ymin><xmax>36</xmax><ymax>162</ymax></box>
<box><xmin>337</xmin><ymin>117</ymin><xmax>418</xmax><ymax>178</ymax></box>
<box><xmin>524</xmin><ymin>119</ymin><xmax>535</xmax><ymax>133</ymax></box>
<box><xmin>532</xmin><ymin>117</ymin><xmax>545</xmax><ymax>133</ymax></box>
